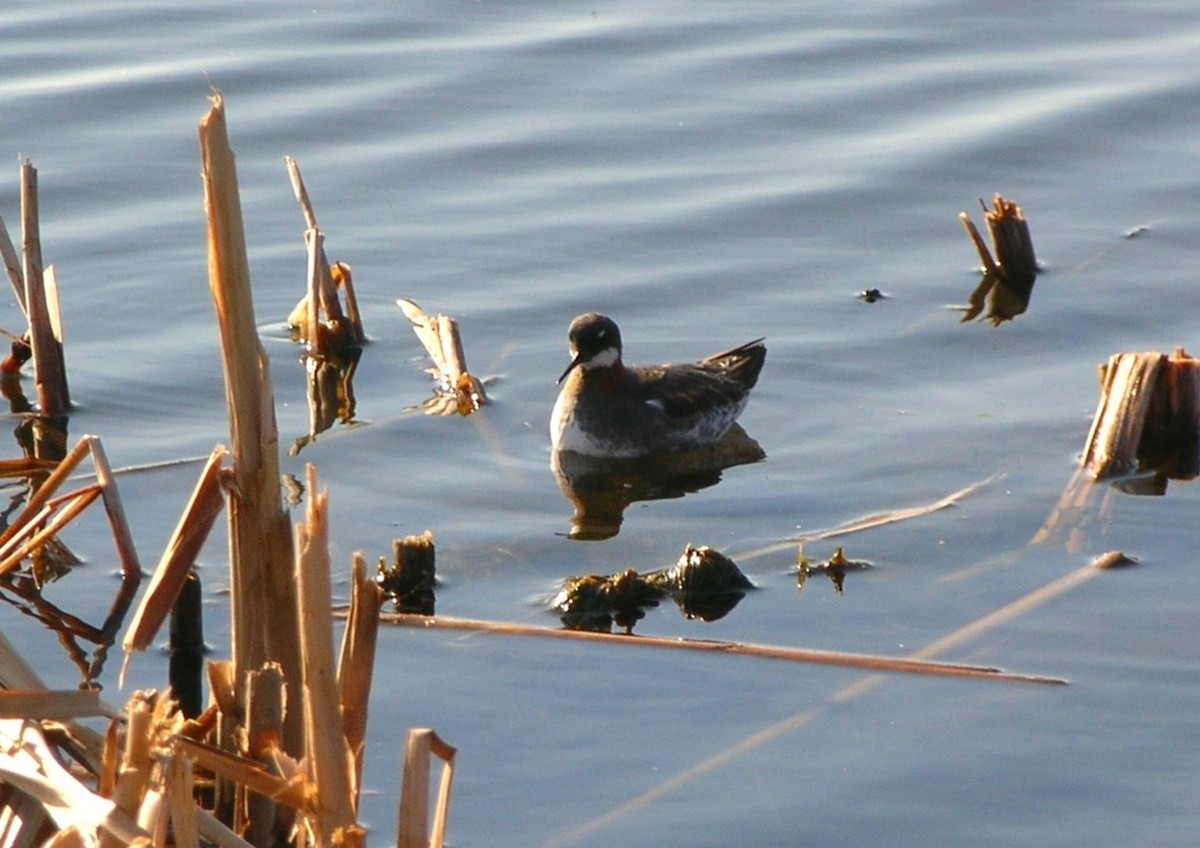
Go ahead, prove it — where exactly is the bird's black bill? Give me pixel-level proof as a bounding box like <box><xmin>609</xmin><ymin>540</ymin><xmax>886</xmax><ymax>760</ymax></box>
<box><xmin>557</xmin><ymin>354</ymin><xmax>583</xmax><ymax>384</ymax></box>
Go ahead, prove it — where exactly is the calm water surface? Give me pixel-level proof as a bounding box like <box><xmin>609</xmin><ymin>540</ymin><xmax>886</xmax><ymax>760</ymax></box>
<box><xmin>2</xmin><ymin>2</ymin><xmax>1199</xmax><ymax>846</ymax></box>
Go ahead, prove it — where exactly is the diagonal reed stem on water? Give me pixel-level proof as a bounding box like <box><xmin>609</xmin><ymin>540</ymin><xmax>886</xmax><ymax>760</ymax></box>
<box><xmin>374</xmin><ymin>613</ymin><xmax>1065</xmax><ymax>686</ymax></box>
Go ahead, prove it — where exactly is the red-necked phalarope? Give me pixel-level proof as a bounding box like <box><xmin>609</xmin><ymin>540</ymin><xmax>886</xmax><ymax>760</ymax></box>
<box><xmin>551</xmin><ymin>313</ymin><xmax>766</xmax><ymax>458</ymax></box>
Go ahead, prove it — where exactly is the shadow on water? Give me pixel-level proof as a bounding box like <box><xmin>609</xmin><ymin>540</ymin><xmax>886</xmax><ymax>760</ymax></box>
<box><xmin>550</xmin><ymin>423</ymin><xmax>766</xmax><ymax>540</ymax></box>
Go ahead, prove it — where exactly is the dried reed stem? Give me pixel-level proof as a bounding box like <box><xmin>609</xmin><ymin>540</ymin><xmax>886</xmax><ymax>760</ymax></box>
<box><xmin>0</xmin><ymin>690</ymin><xmax>112</xmax><ymax>720</ymax></box>
<box><xmin>377</xmin><ymin>613</ymin><xmax>1064</xmax><ymax>685</ymax></box>
<box><xmin>100</xmin><ymin>693</ymin><xmax>156</xmax><ymax>848</ymax></box>
<box><xmin>243</xmin><ymin>663</ymin><xmax>285</xmax><ymax>848</ymax></box>
<box><xmin>122</xmin><ymin>446</ymin><xmax>228</xmax><ymax>659</ymax></box>
<box><xmin>337</xmin><ymin>552</ymin><xmax>384</xmax><ymax>807</ymax></box>
<box><xmin>0</xmin><ymin>211</ymin><xmax>23</xmax><ymax>310</ymax></box>
<box><xmin>199</xmin><ymin>91</ymin><xmax>303</xmax><ymax>759</ymax></box>
<box><xmin>397</xmin><ymin>729</ymin><xmax>456</xmax><ymax>848</ymax></box>
<box><xmin>0</xmin><ymin>436</ymin><xmax>140</xmax><ymax>580</ymax></box>
<box><xmin>21</xmin><ymin>160</ymin><xmax>70</xmax><ymax>415</ymax></box>
<box><xmin>1081</xmin><ymin>349</ymin><xmax>1200</xmax><ymax>479</ymax></box>
<box><xmin>958</xmin><ymin>211</ymin><xmax>998</xmax><ymax>276</ymax></box>
<box><xmin>294</xmin><ymin>464</ymin><xmax>357</xmax><ymax>844</ymax></box>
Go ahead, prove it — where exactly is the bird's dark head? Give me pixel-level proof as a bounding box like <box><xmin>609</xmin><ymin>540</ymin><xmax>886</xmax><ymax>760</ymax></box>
<box><xmin>558</xmin><ymin>313</ymin><xmax>623</xmax><ymax>383</ymax></box>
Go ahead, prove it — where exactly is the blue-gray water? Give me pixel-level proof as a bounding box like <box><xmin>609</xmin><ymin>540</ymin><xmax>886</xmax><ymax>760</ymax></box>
<box><xmin>2</xmin><ymin>2</ymin><xmax>1199</xmax><ymax>846</ymax></box>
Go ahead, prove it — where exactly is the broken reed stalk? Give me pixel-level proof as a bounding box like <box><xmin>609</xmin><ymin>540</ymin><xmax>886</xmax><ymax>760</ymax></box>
<box><xmin>244</xmin><ymin>663</ymin><xmax>286</xmax><ymax>847</ymax></box>
<box><xmin>286</xmin><ymin>156</ymin><xmax>363</xmax><ymax>347</ymax></box>
<box><xmin>0</xmin><ymin>689</ymin><xmax>112</xmax><ymax>720</ymax></box>
<box><xmin>284</xmin><ymin>155</ymin><xmax>319</xmax><ymax>232</ymax></box>
<box><xmin>294</xmin><ymin>463</ymin><xmax>359</xmax><ymax>846</ymax></box>
<box><xmin>122</xmin><ymin>446</ymin><xmax>228</xmax><ymax>667</ymax></box>
<box><xmin>304</xmin><ymin>228</ymin><xmax>329</xmax><ymax>347</ymax></box>
<box><xmin>99</xmin><ymin>693</ymin><xmax>156</xmax><ymax>848</ymax></box>
<box><xmin>958</xmin><ymin>194</ymin><xmax>1037</xmax><ymax>281</ymax></box>
<box><xmin>396</xmin><ymin>298</ymin><xmax>488</xmax><ymax>415</ymax></box>
<box><xmin>0</xmin><ymin>435</ymin><xmax>140</xmax><ymax>579</ymax></box>
<box><xmin>374</xmin><ymin>613</ymin><xmax>1064</xmax><ymax>685</ymax></box>
<box><xmin>0</xmin><ymin>718</ymin><xmax>145</xmax><ymax>845</ymax></box>
<box><xmin>20</xmin><ymin>159</ymin><xmax>70</xmax><ymax>416</ymax></box>
<box><xmin>398</xmin><ymin>729</ymin><xmax>456</xmax><ymax>848</ymax></box>
<box><xmin>337</xmin><ymin>552</ymin><xmax>384</xmax><ymax>806</ymax></box>
<box><xmin>0</xmin><ymin>211</ymin><xmax>23</xmax><ymax>309</ymax></box>
<box><xmin>199</xmin><ymin>91</ymin><xmax>304</xmax><ymax>760</ymax></box>
<box><xmin>1081</xmin><ymin>348</ymin><xmax>1200</xmax><ymax>480</ymax></box>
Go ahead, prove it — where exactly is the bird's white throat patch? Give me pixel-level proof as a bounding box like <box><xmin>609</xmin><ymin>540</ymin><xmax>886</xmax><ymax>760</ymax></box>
<box><xmin>581</xmin><ymin>346</ymin><xmax>619</xmax><ymax>369</ymax></box>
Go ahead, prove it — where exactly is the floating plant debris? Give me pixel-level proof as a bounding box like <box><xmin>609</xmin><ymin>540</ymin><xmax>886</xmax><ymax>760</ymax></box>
<box><xmin>956</xmin><ymin>194</ymin><xmax>1039</xmax><ymax>326</ymax></box>
<box><xmin>282</xmin><ymin>158</ymin><xmax>367</xmax><ymax>453</ymax></box>
<box><xmin>859</xmin><ymin>288</ymin><xmax>885</xmax><ymax>303</ymax></box>
<box><xmin>651</xmin><ymin>544</ymin><xmax>754</xmax><ymax>622</ymax></box>
<box><xmin>797</xmin><ymin>546</ymin><xmax>874</xmax><ymax>595</ymax></box>
<box><xmin>553</xmin><ymin>569</ymin><xmax>664</xmax><ymax>634</ymax></box>
<box><xmin>553</xmin><ymin>544</ymin><xmax>753</xmax><ymax>633</ymax></box>
<box><xmin>397</xmin><ymin>298</ymin><xmax>488</xmax><ymax>416</ymax></box>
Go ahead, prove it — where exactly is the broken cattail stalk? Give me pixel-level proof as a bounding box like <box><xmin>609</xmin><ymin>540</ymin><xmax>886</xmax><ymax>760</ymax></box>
<box><xmin>200</xmin><ymin>91</ymin><xmax>304</xmax><ymax>763</ymax></box>
<box><xmin>0</xmin><ymin>486</ymin><xmax>99</xmax><ymax>575</ymax></box>
<box><xmin>99</xmin><ymin>692</ymin><xmax>157</xmax><ymax>848</ymax></box>
<box><xmin>959</xmin><ymin>194</ymin><xmax>1038</xmax><ymax>281</ymax></box>
<box><xmin>0</xmin><ymin>717</ymin><xmax>147</xmax><ymax>845</ymax></box>
<box><xmin>0</xmin><ymin>211</ymin><xmax>23</xmax><ymax>309</ymax></box>
<box><xmin>333</xmin><ymin>262</ymin><xmax>364</xmax><ymax>345</ymax></box>
<box><xmin>396</xmin><ymin>299</ymin><xmax>487</xmax><ymax>415</ymax></box>
<box><xmin>176</xmin><ymin>737</ymin><xmax>308</xmax><ymax>813</ymax></box>
<box><xmin>243</xmin><ymin>663</ymin><xmax>286</xmax><ymax>848</ymax></box>
<box><xmin>397</xmin><ymin>729</ymin><xmax>456</xmax><ymax>848</ymax></box>
<box><xmin>294</xmin><ymin>464</ymin><xmax>358</xmax><ymax>845</ymax></box>
<box><xmin>285</xmin><ymin>156</ymin><xmax>364</xmax><ymax>348</ymax></box>
<box><xmin>377</xmin><ymin>531</ymin><xmax>436</xmax><ymax>614</ymax></box>
<box><xmin>20</xmin><ymin>160</ymin><xmax>70</xmax><ymax>416</ymax></box>
<box><xmin>1082</xmin><ymin>348</ymin><xmax>1200</xmax><ymax>480</ymax></box>
<box><xmin>337</xmin><ymin>552</ymin><xmax>384</xmax><ymax>806</ymax></box>
<box><xmin>0</xmin><ymin>689</ymin><xmax>113</xmax><ymax>721</ymax></box>
<box><xmin>164</xmin><ymin>749</ymin><xmax>201</xmax><ymax>848</ymax></box>
<box><xmin>122</xmin><ymin>446</ymin><xmax>228</xmax><ymax>663</ymax></box>
<box><xmin>0</xmin><ymin>435</ymin><xmax>140</xmax><ymax>580</ymax></box>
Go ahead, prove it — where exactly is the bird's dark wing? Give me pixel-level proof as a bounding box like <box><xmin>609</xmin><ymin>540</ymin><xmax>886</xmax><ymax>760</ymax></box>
<box><xmin>628</xmin><ymin>363</ymin><xmax>748</xmax><ymax>420</ymax></box>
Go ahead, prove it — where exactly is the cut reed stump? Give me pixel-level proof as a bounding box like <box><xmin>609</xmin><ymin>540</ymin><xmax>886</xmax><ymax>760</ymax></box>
<box><xmin>1082</xmin><ymin>347</ymin><xmax>1200</xmax><ymax>480</ymax></box>
<box><xmin>958</xmin><ymin>194</ymin><xmax>1039</xmax><ymax>325</ymax></box>
<box><xmin>959</xmin><ymin>194</ymin><xmax>1037</xmax><ymax>280</ymax></box>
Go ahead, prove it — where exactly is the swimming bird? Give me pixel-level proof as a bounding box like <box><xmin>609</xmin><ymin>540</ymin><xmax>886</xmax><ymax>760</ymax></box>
<box><xmin>551</xmin><ymin>313</ymin><xmax>766</xmax><ymax>458</ymax></box>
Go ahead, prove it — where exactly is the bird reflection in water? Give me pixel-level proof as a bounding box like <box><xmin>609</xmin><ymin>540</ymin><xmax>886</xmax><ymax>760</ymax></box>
<box><xmin>551</xmin><ymin>423</ymin><xmax>765</xmax><ymax>541</ymax></box>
